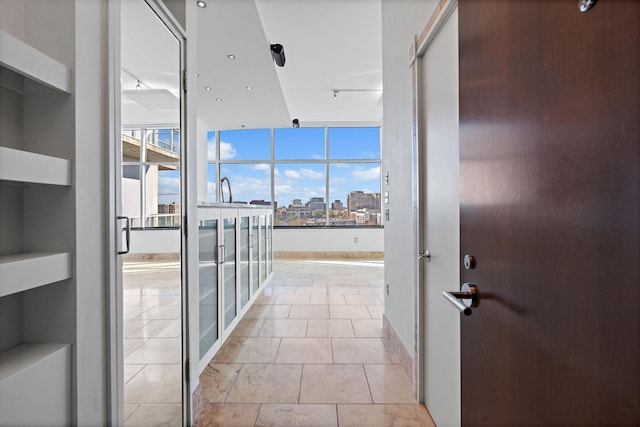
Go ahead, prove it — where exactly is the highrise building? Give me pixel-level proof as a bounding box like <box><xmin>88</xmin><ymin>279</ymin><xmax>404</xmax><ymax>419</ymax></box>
<box><xmin>347</xmin><ymin>191</ymin><xmax>381</xmax><ymax>212</ymax></box>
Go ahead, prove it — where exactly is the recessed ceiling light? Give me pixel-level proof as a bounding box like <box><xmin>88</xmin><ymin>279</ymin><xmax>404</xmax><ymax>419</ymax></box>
<box><xmin>216</xmin><ymin>98</ymin><xmax>222</xmax><ymax>102</ymax></box>
<box><xmin>196</xmin><ymin>1</ymin><xmax>207</xmax><ymax>8</ymax></box>
<box><xmin>205</xmin><ymin>86</ymin><xmax>212</xmax><ymax>91</ymax></box>
<box><xmin>227</xmin><ymin>54</ymin><xmax>236</xmax><ymax>60</ymax></box>
<box><xmin>246</xmin><ymin>85</ymin><xmax>253</xmax><ymax>90</ymax></box>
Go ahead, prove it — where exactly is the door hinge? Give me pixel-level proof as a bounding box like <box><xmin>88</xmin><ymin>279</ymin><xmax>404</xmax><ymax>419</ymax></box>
<box><xmin>183</xmin><ymin>70</ymin><xmax>188</xmax><ymax>92</ymax></box>
<box><xmin>185</xmin><ymin>359</ymin><xmax>190</xmax><ymax>382</ymax></box>
<box><xmin>183</xmin><ymin>215</ymin><xmax>188</xmax><ymax>237</ymax></box>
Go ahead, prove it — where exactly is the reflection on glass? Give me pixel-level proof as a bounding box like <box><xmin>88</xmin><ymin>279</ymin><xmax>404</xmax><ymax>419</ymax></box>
<box><xmin>224</xmin><ymin>218</ymin><xmax>236</xmax><ymax>328</ymax></box>
<box><xmin>274</xmin><ymin>127</ymin><xmax>325</xmax><ymax>160</ymax></box>
<box><xmin>122</xmin><ymin>165</ymin><xmax>142</xmax><ymax>227</ymax></box>
<box><xmin>219</xmin><ymin>128</ymin><xmax>270</xmax><ymax>160</ymax></box>
<box><xmin>199</xmin><ymin>219</ymin><xmax>218</xmax><ymax>359</ymax></box>
<box><xmin>251</xmin><ymin>216</ymin><xmax>260</xmax><ymax>293</ymax></box>
<box><xmin>240</xmin><ymin>216</ymin><xmax>250</xmax><ymax>307</ymax></box>
<box><xmin>145</xmin><ymin>165</ymin><xmax>180</xmax><ymax>227</ymax></box>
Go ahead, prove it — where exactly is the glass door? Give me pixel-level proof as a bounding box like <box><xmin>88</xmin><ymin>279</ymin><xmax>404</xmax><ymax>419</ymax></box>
<box><xmin>198</xmin><ymin>217</ymin><xmax>218</xmax><ymax>361</ymax></box>
<box><xmin>251</xmin><ymin>215</ymin><xmax>260</xmax><ymax>295</ymax></box>
<box><xmin>221</xmin><ymin>212</ymin><xmax>237</xmax><ymax>330</ymax></box>
<box><xmin>115</xmin><ymin>0</ymin><xmax>187</xmax><ymax>425</ymax></box>
<box><xmin>239</xmin><ymin>213</ymin><xmax>251</xmax><ymax>308</ymax></box>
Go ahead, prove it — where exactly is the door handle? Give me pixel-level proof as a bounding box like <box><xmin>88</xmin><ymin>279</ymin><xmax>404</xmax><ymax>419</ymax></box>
<box><xmin>219</xmin><ymin>244</ymin><xmax>226</xmax><ymax>264</ymax></box>
<box><xmin>418</xmin><ymin>249</ymin><xmax>431</xmax><ymax>262</ymax></box>
<box><xmin>117</xmin><ymin>216</ymin><xmax>131</xmax><ymax>255</ymax></box>
<box><xmin>443</xmin><ymin>282</ymin><xmax>479</xmax><ymax>316</ymax></box>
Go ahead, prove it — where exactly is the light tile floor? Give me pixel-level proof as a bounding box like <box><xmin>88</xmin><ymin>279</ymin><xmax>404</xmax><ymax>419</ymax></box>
<box><xmin>196</xmin><ymin>259</ymin><xmax>436</xmax><ymax>427</ymax></box>
<box><xmin>123</xmin><ymin>260</ymin><xmax>183</xmax><ymax>427</ymax></box>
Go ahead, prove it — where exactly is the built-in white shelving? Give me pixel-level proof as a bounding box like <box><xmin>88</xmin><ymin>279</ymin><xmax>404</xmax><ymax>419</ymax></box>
<box><xmin>0</xmin><ymin>29</ymin><xmax>72</xmax><ymax>94</ymax></box>
<box><xmin>0</xmin><ymin>146</ymin><xmax>71</xmax><ymax>186</ymax></box>
<box><xmin>0</xmin><ymin>343</ymin><xmax>71</xmax><ymax>426</ymax></box>
<box><xmin>0</xmin><ymin>252</ymin><xmax>72</xmax><ymax>298</ymax></box>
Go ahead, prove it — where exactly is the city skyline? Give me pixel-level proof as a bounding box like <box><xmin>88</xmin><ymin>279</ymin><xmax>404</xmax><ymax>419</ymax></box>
<box><xmin>204</xmin><ymin>126</ymin><xmax>381</xmax><ymax>209</ymax></box>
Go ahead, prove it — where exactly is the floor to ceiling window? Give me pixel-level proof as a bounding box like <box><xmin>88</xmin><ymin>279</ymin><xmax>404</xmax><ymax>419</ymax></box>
<box><xmin>206</xmin><ymin>126</ymin><xmax>381</xmax><ymax>227</ymax></box>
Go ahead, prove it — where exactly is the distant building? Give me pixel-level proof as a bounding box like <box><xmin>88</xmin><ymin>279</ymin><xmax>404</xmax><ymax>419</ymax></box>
<box><xmin>331</xmin><ymin>200</ymin><xmax>343</xmax><ymax>211</ymax></box>
<box><xmin>347</xmin><ymin>191</ymin><xmax>381</xmax><ymax>212</ymax></box>
<box><xmin>308</xmin><ymin>197</ymin><xmax>325</xmax><ymax>212</ymax></box>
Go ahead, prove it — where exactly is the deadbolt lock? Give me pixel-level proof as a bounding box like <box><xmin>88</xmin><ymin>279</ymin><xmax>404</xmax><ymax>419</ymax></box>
<box><xmin>464</xmin><ymin>254</ymin><xmax>476</xmax><ymax>270</ymax></box>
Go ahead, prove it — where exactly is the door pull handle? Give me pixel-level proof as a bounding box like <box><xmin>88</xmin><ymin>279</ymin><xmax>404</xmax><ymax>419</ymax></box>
<box><xmin>443</xmin><ymin>282</ymin><xmax>479</xmax><ymax>316</ymax></box>
<box><xmin>117</xmin><ymin>216</ymin><xmax>131</xmax><ymax>255</ymax></box>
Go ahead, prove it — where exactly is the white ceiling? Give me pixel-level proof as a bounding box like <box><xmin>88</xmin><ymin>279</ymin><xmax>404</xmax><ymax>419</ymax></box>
<box><xmin>122</xmin><ymin>0</ymin><xmax>383</xmax><ymax>130</ymax></box>
<box><xmin>196</xmin><ymin>0</ymin><xmax>383</xmax><ymax>130</ymax></box>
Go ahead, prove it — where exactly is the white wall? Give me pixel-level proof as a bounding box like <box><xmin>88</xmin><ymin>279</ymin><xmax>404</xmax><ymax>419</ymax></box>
<box><xmin>273</xmin><ymin>227</ymin><xmax>383</xmax><ymax>254</ymax></box>
<box><xmin>381</xmin><ymin>0</ymin><xmax>438</xmax><ymax>358</ymax></box>
<box><xmin>73</xmin><ymin>1</ymin><xmax>111</xmax><ymax>423</ymax></box>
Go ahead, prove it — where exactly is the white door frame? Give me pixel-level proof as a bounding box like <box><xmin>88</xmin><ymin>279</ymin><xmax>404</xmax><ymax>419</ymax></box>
<box><xmin>108</xmin><ymin>1</ymin><xmax>190</xmax><ymax>424</ymax></box>
<box><xmin>411</xmin><ymin>0</ymin><xmax>459</xmax><ymax>422</ymax></box>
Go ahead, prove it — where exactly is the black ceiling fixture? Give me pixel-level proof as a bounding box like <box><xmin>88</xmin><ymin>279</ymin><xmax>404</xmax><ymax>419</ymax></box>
<box><xmin>270</xmin><ymin>44</ymin><xmax>285</xmax><ymax>67</ymax></box>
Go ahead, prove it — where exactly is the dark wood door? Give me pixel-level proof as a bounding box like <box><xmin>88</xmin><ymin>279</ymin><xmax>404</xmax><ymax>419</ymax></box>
<box><xmin>458</xmin><ymin>1</ymin><xmax>639</xmax><ymax>425</ymax></box>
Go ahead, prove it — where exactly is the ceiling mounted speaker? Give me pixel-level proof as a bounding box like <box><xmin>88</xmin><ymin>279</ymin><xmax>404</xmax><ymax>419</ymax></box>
<box><xmin>270</xmin><ymin>44</ymin><xmax>285</xmax><ymax>67</ymax></box>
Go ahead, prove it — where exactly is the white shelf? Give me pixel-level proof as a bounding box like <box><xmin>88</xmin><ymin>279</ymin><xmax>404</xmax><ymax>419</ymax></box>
<box><xmin>0</xmin><ymin>146</ymin><xmax>71</xmax><ymax>186</ymax></box>
<box><xmin>0</xmin><ymin>29</ymin><xmax>72</xmax><ymax>94</ymax></box>
<box><xmin>0</xmin><ymin>343</ymin><xmax>71</xmax><ymax>426</ymax></box>
<box><xmin>0</xmin><ymin>252</ymin><xmax>72</xmax><ymax>298</ymax></box>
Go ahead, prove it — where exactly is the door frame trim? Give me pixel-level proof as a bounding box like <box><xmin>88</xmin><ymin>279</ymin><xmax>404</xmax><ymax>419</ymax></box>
<box><xmin>410</xmin><ymin>0</ymin><xmax>458</xmax><ymax>406</ymax></box>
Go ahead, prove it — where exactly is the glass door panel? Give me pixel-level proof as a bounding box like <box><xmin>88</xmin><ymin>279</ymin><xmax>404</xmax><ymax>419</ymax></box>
<box><xmin>251</xmin><ymin>216</ymin><xmax>260</xmax><ymax>294</ymax></box>
<box><xmin>240</xmin><ymin>216</ymin><xmax>250</xmax><ymax>307</ymax></box>
<box><xmin>267</xmin><ymin>214</ymin><xmax>273</xmax><ymax>274</ymax></box>
<box><xmin>223</xmin><ymin>217</ymin><xmax>236</xmax><ymax>328</ymax></box>
<box><xmin>260</xmin><ymin>215</ymin><xmax>267</xmax><ymax>283</ymax></box>
<box><xmin>198</xmin><ymin>219</ymin><xmax>217</xmax><ymax>360</ymax></box>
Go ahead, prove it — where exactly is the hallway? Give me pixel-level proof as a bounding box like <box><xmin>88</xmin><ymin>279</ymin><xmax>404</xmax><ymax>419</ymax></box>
<box><xmin>195</xmin><ymin>259</ymin><xmax>435</xmax><ymax>426</ymax></box>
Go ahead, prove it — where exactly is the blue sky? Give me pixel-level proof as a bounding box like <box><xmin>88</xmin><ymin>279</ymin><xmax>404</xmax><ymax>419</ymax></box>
<box><xmin>194</xmin><ymin>127</ymin><xmax>381</xmax><ymax>207</ymax></box>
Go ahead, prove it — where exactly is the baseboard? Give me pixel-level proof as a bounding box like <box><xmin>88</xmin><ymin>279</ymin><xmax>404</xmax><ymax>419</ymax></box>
<box><xmin>275</xmin><ymin>251</ymin><xmax>383</xmax><ymax>260</ymax></box>
<box><xmin>383</xmin><ymin>314</ymin><xmax>417</xmax><ymax>400</ymax></box>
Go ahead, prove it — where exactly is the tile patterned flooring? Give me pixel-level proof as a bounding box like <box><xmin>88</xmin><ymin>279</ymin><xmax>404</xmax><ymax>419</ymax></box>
<box><xmin>122</xmin><ymin>259</ymin><xmax>435</xmax><ymax>426</ymax></box>
<box><xmin>196</xmin><ymin>260</ymin><xmax>435</xmax><ymax>426</ymax></box>
<box><xmin>123</xmin><ymin>260</ymin><xmax>183</xmax><ymax>426</ymax></box>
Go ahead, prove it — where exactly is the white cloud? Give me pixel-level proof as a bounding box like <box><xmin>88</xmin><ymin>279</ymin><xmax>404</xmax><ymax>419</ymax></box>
<box><xmin>253</xmin><ymin>164</ymin><xmax>270</xmax><ymax>171</ymax></box>
<box><xmin>300</xmin><ymin>168</ymin><xmax>323</xmax><ymax>179</ymax></box>
<box><xmin>207</xmin><ymin>142</ymin><xmax>216</xmax><ymax>160</ymax></box>
<box><xmin>285</xmin><ymin>170</ymin><xmax>301</xmax><ymax>179</ymax></box>
<box><xmin>352</xmin><ymin>165</ymin><xmax>380</xmax><ymax>182</ymax></box>
<box><xmin>219</xmin><ymin>141</ymin><xmax>237</xmax><ymax>160</ymax></box>
<box><xmin>333</xmin><ymin>163</ymin><xmax>350</xmax><ymax>169</ymax></box>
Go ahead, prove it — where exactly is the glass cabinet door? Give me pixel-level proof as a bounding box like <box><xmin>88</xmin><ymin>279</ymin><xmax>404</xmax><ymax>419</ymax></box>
<box><xmin>198</xmin><ymin>218</ymin><xmax>218</xmax><ymax>360</ymax></box>
<box><xmin>223</xmin><ymin>217</ymin><xmax>237</xmax><ymax>329</ymax></box>
<box><xmin>260</xmin><ymin>215</ymin><xmax>267</xmax><ymax>283</ymax></box>
<box><xmin>239</xmin><ymin>215</ymin><xmax>250</xmax><ymax>308</ymax></box>
<box><xmin>251</xmin><ymin>216</ymin><xmax>260</xmax><ymax>294</ymax></box>
<box><xmin>267</xmin><ymin>214</ymin><xmax>273</xmax><ymax>274</ymax></box>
